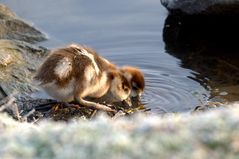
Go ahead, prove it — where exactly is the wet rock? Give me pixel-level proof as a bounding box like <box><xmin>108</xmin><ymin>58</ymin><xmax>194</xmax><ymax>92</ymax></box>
<box><xmin>0</xmin><ymin>39</ymin><xmax>48</xmax><ymax>99</ymax></box>
<box><xmin>192</xmin><ymin>101</ymin><xmax>224</xmax><ymax>113</ymax></box>
<box><xmin>161</xmin><ymin>0</ymin><xmax>239</xmax><ymax>15</ymax></box>
<box><xmin>0</xmin><ymin>4</ymin><xmax>46</xmax><ymax>43</ymax></box>
<box><xmin>163</xmin><ymin>13</ymin><xmax>239</xmax><ymax>103</ymax></box>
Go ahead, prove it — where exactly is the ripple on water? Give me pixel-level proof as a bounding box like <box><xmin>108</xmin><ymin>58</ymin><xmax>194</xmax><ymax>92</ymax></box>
<box><xmin>138</xmin><ymin>67</ymin><xmax>209</xmax><ymax>113</ymax></box>
<box><xmin>102</xmin><ymin>47</ymin><xmax>209</xmax><ymax>114</ymax></box>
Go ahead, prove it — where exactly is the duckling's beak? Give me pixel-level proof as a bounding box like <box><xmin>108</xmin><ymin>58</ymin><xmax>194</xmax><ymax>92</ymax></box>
<box><xmin>130</xmin><ymin>90</ymin><xmax>138</xmax><ymax>97</ymax></box>
<box><xmin>122</xmin><ymin>97</ymin><xmax>132</xmax><ymax>107</ymax></box>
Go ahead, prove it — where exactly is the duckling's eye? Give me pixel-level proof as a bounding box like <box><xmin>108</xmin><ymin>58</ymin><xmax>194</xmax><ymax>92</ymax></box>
<box><xmin>122</xmin><ymin>85</ymin><xmax>129</xmax><ymax>93</ymax></box>
<box><xmin>132</xmin><ymin>85</ymin><xmax>138</xmax><ymax>90</ymax></box>
<box><xmin>124</xmin><ymin>88</ymin><xmax>129</xmax><ymax>93</ymax></box>
<box><xmin>132</xmin><ymin>83</ymin><xmax>139</xmax><ymax>90</ymax></box>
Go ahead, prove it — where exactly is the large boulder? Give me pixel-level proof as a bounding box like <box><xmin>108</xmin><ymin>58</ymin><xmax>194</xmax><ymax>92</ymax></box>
<box><xmin>161</xmin><ymin>0</ymin><xmax>239</xmax><ymax>14</ymax></box>
<box><xmin>0</xmin><ymin>40</ymin><xmax>48</xmax><ymax>99</ymax></box>
<box><xmin>162</xmin><ymin>12</ymin><xmax>239</xmax><ymax>102</ymax></box>
<box><xmin>0</xmin><ymin>4</ymin><xmax>46</xmax><ymax>43</ymax></box>
<box><xmin>0</xmin><ymin>4</ymin><xmax>48</xmax><ymax>99</ymax></box>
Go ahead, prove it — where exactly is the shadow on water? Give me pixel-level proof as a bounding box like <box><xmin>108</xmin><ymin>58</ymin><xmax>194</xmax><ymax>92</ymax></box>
<box><xmin>163</xmin><ymin>12</ymin><xmax>239</xmax><ymax>102</ymax></box>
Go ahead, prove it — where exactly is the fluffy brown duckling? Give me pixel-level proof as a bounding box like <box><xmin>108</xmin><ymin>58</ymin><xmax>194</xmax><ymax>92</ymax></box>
<box><xmin>79</xmin><ymin>46</ymin><xmax>145</xmax><ymax>99</ymax></box>
<box><xmin>34</xmin><ymin>44</ymin><xmax>131</xmax><ymax>112</ymax></box>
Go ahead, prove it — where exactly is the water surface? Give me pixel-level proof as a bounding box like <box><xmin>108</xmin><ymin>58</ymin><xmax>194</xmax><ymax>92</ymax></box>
<box><xmin>2</xmin><ymin>0</ymin><xmax>210</xmax><ymax>113</ymax></box>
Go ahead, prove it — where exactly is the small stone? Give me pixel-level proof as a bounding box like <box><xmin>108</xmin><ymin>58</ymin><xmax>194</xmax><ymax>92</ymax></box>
<box><xmin>0</xmin><ymin>53</ymin><xmax>12</xmax><ymax>66</ymax></box>
<box><xmin>219</xmin><ymin>91</ymin><xmax>228</xmax><ymax>96</ymax></box>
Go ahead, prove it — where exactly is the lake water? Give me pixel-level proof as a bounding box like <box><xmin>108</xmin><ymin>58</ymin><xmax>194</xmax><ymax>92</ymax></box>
<box><xmin>2</xmin><ymin>0</ymin><xmax>210</xmax><ymax>113</ymax></box>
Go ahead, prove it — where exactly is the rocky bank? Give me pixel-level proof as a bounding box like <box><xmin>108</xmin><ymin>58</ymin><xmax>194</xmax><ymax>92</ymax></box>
<box><xmin>0</xmin><ymin>4</ymin><xmax>48</xmax><ymax>99</ymax></box>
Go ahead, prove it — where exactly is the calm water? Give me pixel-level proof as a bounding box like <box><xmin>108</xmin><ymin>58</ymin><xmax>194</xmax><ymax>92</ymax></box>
<box><xmin>2</xmin><ymin>0</ymin><xmax>210</xmax><ymax>113</ymax></box>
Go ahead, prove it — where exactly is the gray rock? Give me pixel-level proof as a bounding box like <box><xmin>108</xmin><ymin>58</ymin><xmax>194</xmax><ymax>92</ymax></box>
<box><xmin>0</xmin><ymin>4</ymin><xmax>49</xmax><ymax>99</ymax></box>
<box><xmin>0</xmin><ymin>3</ymin><xmax>16</xmax><ymax>18</ymax></box>
<box><xmin>0</xmin><ymin>39</ymin><xmax>48</xmax><ymax>98</ymax></box>
<box><xmin>161</xmin><ymin>0</ymin><xmax>239</xmax><ymax>14</ymax></box>
<box><xmin>0</xmin><ymin>4</ymin><xmax>47</xmax><ymax>43</ymax></box>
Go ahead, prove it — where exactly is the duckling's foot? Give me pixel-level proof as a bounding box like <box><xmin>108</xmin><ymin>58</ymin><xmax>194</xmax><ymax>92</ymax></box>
<box><xmin>65</xmin><ymin>102</ymin><xmax>116</xmax><ymax>113</ymax></box>
<box><xmin>94</xmin><ymin>103</ymin><xmax>117</xmax><ymax>113</ymax></box>
<box><xmin>63</xmin><ymin>102</ymin><xmax>82</xmax><ymax>109</ymax></box>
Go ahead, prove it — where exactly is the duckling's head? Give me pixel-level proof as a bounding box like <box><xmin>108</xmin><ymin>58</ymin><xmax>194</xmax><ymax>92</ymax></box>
<box><xmin>108</xmin><ymin>70</ymin><xmax>132</xmax><ymax>104</ymax></box>
<box><xmin>120</xmin><ymin>66</ymin><xmax>145</xmax><ymax>98</ymax></box>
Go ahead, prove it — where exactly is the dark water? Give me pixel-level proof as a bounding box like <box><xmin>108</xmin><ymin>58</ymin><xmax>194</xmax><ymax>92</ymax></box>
<box><xmin>2</xmin><ymin>0</ymin><xmax>211</xmax><ymax>113</ymax></box>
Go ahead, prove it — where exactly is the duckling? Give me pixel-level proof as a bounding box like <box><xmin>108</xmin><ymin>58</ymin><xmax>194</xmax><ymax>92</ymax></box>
<box><xmin>79</xmin><ymin>46</ymin><xmax>145</xmax><ymax>98</ymax></box>
<box><xmin>34</xmin><ymin>44</ymin><xmax>131</xmax><ymax>112</ymax></box>
<box><xmin>120</xmin><ymin>66</ymin><xmax>145</xmax><ymax>98</ymax></box>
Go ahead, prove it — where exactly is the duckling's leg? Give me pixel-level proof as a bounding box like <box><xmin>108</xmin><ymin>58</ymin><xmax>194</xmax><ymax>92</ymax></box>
<box><xmin>75</xmin><ymin>97</ymin><xmax>116</xmax><ymax>113</ymax></box>
<box><xmin>74</xmin><ymin>78</ymin><xmax>116</xmax><ymax>112</ymax></box>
